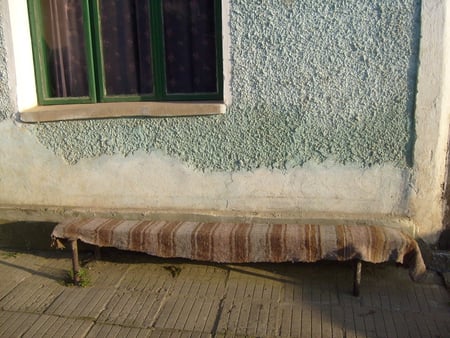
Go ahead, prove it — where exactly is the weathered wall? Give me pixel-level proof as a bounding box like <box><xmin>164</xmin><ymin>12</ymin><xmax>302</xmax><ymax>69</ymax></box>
<box><xmin>2</xmin><ymin>0</ymin><xmax>445</xmax><ymax>241</ymax></box>
<box><xmin>0</xmin><ymin>118</ymin><xmax>411</xmax><ymax>220</ymax></box>
<box><xmin>410</xmin><ymin>0</ymin><xmax>450</xmax><ymax>243</ymax></box>
<box><xmin>0</xmin><ymin>0</ymin><xmax>12</xmax><ymax>121</ymax></box>
<box><xmin>26</xmin><ymin>0</ymin><xmax>420</xmax><ymax>170</ymax></box>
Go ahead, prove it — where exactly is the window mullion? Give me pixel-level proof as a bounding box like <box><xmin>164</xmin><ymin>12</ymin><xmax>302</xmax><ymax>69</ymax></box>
<box><xmin>82</xmin><ymin>0</ymin><xmax>99</xmax><ymax>102</ymax></box>
<box><xmin>149</xmin><ymin>0</ymin><xmax>166</xmax><ymax>100</ymax></box>
<box><xmin>89</xmin><ymin>0</ymin><xmax>107</xmax><ymax>102</ymax></box>
<box><xmin>27</xmin><ymin>0</ymin><xmax>50</xmax><ymax>102</ymax></box>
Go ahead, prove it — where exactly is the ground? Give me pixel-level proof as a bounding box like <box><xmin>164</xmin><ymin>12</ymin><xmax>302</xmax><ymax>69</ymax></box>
<box><xmin>0</xmin><ymin>248</ymin><xmax>448</xmax><ymax>337</ymax></box>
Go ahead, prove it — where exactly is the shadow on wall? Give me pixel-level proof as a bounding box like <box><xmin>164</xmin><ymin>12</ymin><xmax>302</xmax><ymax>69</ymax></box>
<box><xmin>438</xmin><ymin>230</ymin><xmax>450</xmax><ymax>250</ymax></box>
<box><xmin>0</xmin><ymin>221</ymin><xmax>57</xmax><ymax>250</ymax></box>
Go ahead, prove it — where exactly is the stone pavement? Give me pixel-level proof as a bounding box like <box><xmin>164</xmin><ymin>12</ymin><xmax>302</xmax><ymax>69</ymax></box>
<box><xmin>0</xmin><ymin>248</ymin><xmax>448</xmax><ymax>338</ymax></box>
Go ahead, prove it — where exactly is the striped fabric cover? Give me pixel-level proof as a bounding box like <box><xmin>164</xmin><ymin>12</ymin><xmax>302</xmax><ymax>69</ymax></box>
<box><xmin>52</xmin><ymin>218</ymin><xmax>426</xmax><ymax>281</ymax></box>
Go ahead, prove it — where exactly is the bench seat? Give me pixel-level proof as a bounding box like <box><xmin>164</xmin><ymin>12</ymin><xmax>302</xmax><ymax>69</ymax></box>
<box><xmin>51</xmin><ymin>218</ymin><xmax>426</xmax><ymax>295</ymax></box>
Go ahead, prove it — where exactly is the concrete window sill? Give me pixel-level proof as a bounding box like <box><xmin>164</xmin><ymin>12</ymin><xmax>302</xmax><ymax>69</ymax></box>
<box><xmin>19</xmin><ymin>101</ymin><xmax>226</xmax><ymax>123</ymax></box>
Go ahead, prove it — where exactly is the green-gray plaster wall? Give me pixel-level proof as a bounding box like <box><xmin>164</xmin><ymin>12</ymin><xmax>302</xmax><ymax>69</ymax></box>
<box><xmin>5</xmin><ymin>0</ymin><xmax>421</xmax><ymax>171</ymax></box>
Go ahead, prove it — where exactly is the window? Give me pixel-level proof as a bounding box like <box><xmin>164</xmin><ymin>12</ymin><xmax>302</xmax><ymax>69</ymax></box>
<box><xmin>27</xmin><ymin>0</ymin><xmax>223</xmax><ymax>106</ymax></box>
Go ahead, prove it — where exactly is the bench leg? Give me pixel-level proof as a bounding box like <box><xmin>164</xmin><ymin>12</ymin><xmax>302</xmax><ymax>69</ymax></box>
<box><xmin>353</xmin><ymin>259</ymin><xmax>362</xmax><ymax>297</ymax></box>
<box><xmin>69</xmin><ymin>239</ymin><xmax>81</xmax><ymax>286</ymax></box>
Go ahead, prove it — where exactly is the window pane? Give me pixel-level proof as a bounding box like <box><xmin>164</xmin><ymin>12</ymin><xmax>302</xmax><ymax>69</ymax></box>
<box><xmin>40</xmin><ymin>0</ymin><xmax>89</xmax><ymax>98</ymax></box>
<box><xmin>163</xmin><ymin>0</ymin><xmax>218</xmax><ymax>94</ymax></box>
<box><xmin>99</xmin><ymin>0</ymin><xmax>153</xmax><ymax>96</ymax></box>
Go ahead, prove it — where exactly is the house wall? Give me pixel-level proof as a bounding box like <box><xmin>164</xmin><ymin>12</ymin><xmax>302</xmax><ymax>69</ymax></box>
<box><xmin>0</xmin><ymin>1</ymin><xmax>12</xmax><ymax>121</ymax></box>
<box><xmin>0</xmin><ymin>0</ymin><xmax>448</xmax><ymax>243</ymax></box>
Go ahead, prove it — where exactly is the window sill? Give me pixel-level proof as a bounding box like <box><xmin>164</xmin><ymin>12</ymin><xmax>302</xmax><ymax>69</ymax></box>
<box><xmin>19</xmin><ymin>101</ymin><xmax>226</xmax><ymax>123</ymax></box>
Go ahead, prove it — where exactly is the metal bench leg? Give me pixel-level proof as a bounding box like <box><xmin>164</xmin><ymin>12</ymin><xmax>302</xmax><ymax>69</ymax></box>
<box><xmin>69</xmin><ymin>239</ymin><xmax>81</xmax><ymax>286</ymax></box>
<box><xmin>353</xmin><ymin>259</ymin><xmax>362</xmax><ymax>297</ymax></box>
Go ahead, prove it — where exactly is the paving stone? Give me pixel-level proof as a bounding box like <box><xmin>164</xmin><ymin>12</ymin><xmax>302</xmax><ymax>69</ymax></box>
<box><xmin>280</xmin><ymin>281</ymin><xmax>303</xmax><ymax>304</ymax></box>
<box><xmin>252</xmin><ymin>301</ymin><xmax>274</xmax><ymax>336</ymax></box>
<box><xmin>424</xmin><ymin>312</ymin><xmax>450</xmax><ymax>337</ymax></box>
<box><xmin>45</xmin><ymin>287</ymin><xmax>116</xmax><ymax>319</ymax></box>
<box><xmin>1</xmin><ymin>251</ymin><xmax>450</xmax><ymax>337</ymax></box>
<box><xmin>217</xmin><ymin>299</ymin><xmax>278</xmax><ymax>337</ymax></box>
<box><xmin>118</xmin><ymin>265</ymin><xmax>175</xmax><ymax>291</ymax></box>
<box><xmin>83</xmin><ymin>261</ymin><xmax>131</xmax><ymax>287</ymax></box>
<box><xmin>279</xmin><ymin>303</ymin><xmax>303</xmax><ymax>337</ymax></box>
<box><xmin>320</xmin><ymin>306</ymin><xmax>333</xmax><ymax>338</ymax></box>
<box><xmin>0</xmin><ymin>251</ymin><xmax>58</xmax><ymax>300</ymax></box>
<box><xmin>341</xmin><ymin>306</ymin><xmax>357</xmax><ymax>338</ymax></box>
<box><xmin>301</xmin><ymin>308</ymin><xmax>316</xmax><ymax>337</ymax></box>
<box><xmin>361</xmin><ymin>308</ymin><xmax>377</xmax><ymax>337</ymax></box>
<box><xmin>0</xmin><ymin>311</ymin><xmax>40</xmax><ymax>337</ymax></box>
<box><xmin>22</xmin><ymin>314</ymin><xmax>93</xmax><ymax>338</ymax></box>
<box><xmin>403</xmin><ymin>311</ymin><xmax>428</xmax><ymax>338</ymax></box>
<box><xmin>147</xmin><ymin>328</ymin><xmax>211</xmax><ymax>338</ymax></box>
<box><xmin>0</xmin><ymin>278</ymin><xmax>65</xmax><ymax>313</ymax></box>
<box><xmin>352</xmin><ymin>304</ymin><xmax>368</xmax><ymax>338</ymax></box>
<box><xmin>170</xmin><ymin>275</ymin><xmax>227</xmax><ymax>300</ymax></box>
<box><xmin>310</xmin><ymin>305</ymin><xmax>322</xmax><ymax>338</ymax></box>
<box><xmin>381</xmin><ymin>309</ymin><xmax>398</xmax><ymax>338</ymax></box>
<box><xmin>0</xmin><ymin>272</ymin><xmax>29</xmax><ymax>301</ymax></box>
<box><xmin>154</xmin><ymin>295</ymin><xmax>220</xmax><ymax>334</ymax></box>
<box><xmin>391</xmin><ymin>310</ymin><xmax>411</xmax><ymax>338</ymax></box>
<box><xmin>86</xmin><ymin>323</ymin><xmax>152</xmax><ymax>337</ymax></box>
<box><xmin>218</xmin><ymin>297</ymin><xmax>332</xmax><ymax>337</ymax></box>
<box><xmin>330</xmin><ymin>306</ymin><xmax>345</xmax><ymax>338</ymax></box>
<box><xmin>0</xmin><ymin>250</ymin><xmax>54</xmax><ymax>271</ymax></box>
<box><xmin>35</xmin><ymin>256</ymin><xmax>76</xmax><ymax>282</ymax></box>
<box><xmin>97</xmin><ymin>289</ymin><xmax>165</xmax><ymax>328</ymax></box>
<box><xmin>371</xmin><ymin>309</ymin><xmax>387</xmax><ymax>338</ymax></box>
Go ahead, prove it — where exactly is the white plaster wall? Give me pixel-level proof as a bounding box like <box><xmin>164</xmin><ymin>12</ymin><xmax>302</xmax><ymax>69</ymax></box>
<box><xmin>0</xmin><ymin>121</ymin><xmax>409</xmax><ymax>223</ymax></box>
<box><xmin>6</xmin><ymin>0</ymin><xmax>36</xmax><ymax>111</ymax></box>
<box><xmin>410</xmin><ymin>0</ymin><xmax>450</xmax><ymax>243</ymax></box>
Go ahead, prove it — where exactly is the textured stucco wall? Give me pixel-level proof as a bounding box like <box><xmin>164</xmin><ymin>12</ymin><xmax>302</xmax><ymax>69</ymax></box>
<box><xmin>25</xmin><ymin>0</ymin><xmax>420</xmax><ymax>171</ymax></box>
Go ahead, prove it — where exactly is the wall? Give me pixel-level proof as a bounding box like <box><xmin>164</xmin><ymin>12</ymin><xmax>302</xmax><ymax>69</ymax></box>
<box><xmin>0</xmin><ymin>0</ymin><xmax>12</xmax><ymax>121</ymax></box>
<box><xmin>410</xmin><ymin>0</ymin><xmax>450</xmax><ymax>243</ymax></box>
<box><xmin>1</xmin><ymin>0</ymin><xmax>448</xmax><ymax>242</ymax></box>
<box><xmin>22</xmin><ymin>0</ymin><xmax>420</xmax><ymax>169</ymax></box>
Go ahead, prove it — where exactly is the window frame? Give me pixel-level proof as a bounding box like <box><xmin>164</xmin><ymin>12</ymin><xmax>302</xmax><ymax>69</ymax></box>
<box><xmin>27</xmin><ymin>0</ymin><xmax>97</xmax><ymax>105</ymax></box>
<box><xmin>27</xmin><ymin>0</ymin><xmax>224</xmax><ymax>106</ymax></box>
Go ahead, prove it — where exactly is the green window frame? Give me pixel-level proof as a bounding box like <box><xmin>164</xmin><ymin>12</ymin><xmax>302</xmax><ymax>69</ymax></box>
<box><xmin>27</xmin><ymin>0</ymin><xmax>223</xmax><ymax>106</ymax></box>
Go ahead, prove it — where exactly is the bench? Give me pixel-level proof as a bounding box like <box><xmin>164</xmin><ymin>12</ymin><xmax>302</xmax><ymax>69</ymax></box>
<box><xmin>51</xmin><ymin>218</ymin><xmax>426</xmax><ymax>296</ymax></box>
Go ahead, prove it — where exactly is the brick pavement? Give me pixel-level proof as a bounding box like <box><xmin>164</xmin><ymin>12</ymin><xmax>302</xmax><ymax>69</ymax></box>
<box><xmin>0</xmin><ymin>248</ymin><xmax>448</xmax><ymax>337</ymax></box>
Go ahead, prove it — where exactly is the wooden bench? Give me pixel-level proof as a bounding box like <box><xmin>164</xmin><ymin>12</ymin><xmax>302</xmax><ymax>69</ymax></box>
<box><xmin>51</xmin><ymin>218</ymin><xmax>426</xmax><ymax>296</ymax></box>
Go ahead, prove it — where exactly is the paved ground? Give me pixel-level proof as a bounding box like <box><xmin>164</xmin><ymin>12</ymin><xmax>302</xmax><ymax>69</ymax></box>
<box><xmin>0</xmin><ymin>248</ymin><xmax>448</xmax><ymax>338</ymax></box>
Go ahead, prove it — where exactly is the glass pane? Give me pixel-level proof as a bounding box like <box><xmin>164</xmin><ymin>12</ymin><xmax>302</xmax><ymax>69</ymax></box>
<box><xmin>163</xmin><ymin>0</ymin><xmax>218</xmax><ymax>94</ymax></box>
<box><xmin>99</xmin><ymin>0</ymin><xmax>153</xmax><ymax>96</ymax></box>
<box><xmin>40</xmin><ymin>0</ymin><xmax>89</xmax><ymax>98</ymax></box>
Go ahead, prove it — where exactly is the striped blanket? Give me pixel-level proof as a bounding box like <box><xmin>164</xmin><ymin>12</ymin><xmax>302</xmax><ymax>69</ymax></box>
<box><xmin>52</xmin><ymin>218</ymin><xmax>426</xmax><ymax>281</ymax></box>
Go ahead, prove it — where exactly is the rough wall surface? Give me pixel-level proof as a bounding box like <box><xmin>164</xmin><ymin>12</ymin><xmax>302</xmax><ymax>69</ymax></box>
<box><xmin>0</xmin><ymin>2</ymin><xmax>12</xmax><ymax>121</ymax></box>
<box><xmin>27</xmin><ymin>0</ymin><xmax>420</xmax><ymax>171</ymax></box>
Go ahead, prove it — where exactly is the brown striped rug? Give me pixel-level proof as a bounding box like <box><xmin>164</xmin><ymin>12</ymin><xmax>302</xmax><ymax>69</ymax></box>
<box><xmin>52</xmin><ymin>218</ymin><xmax>426</xmax><ymax>281</ymax></box>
